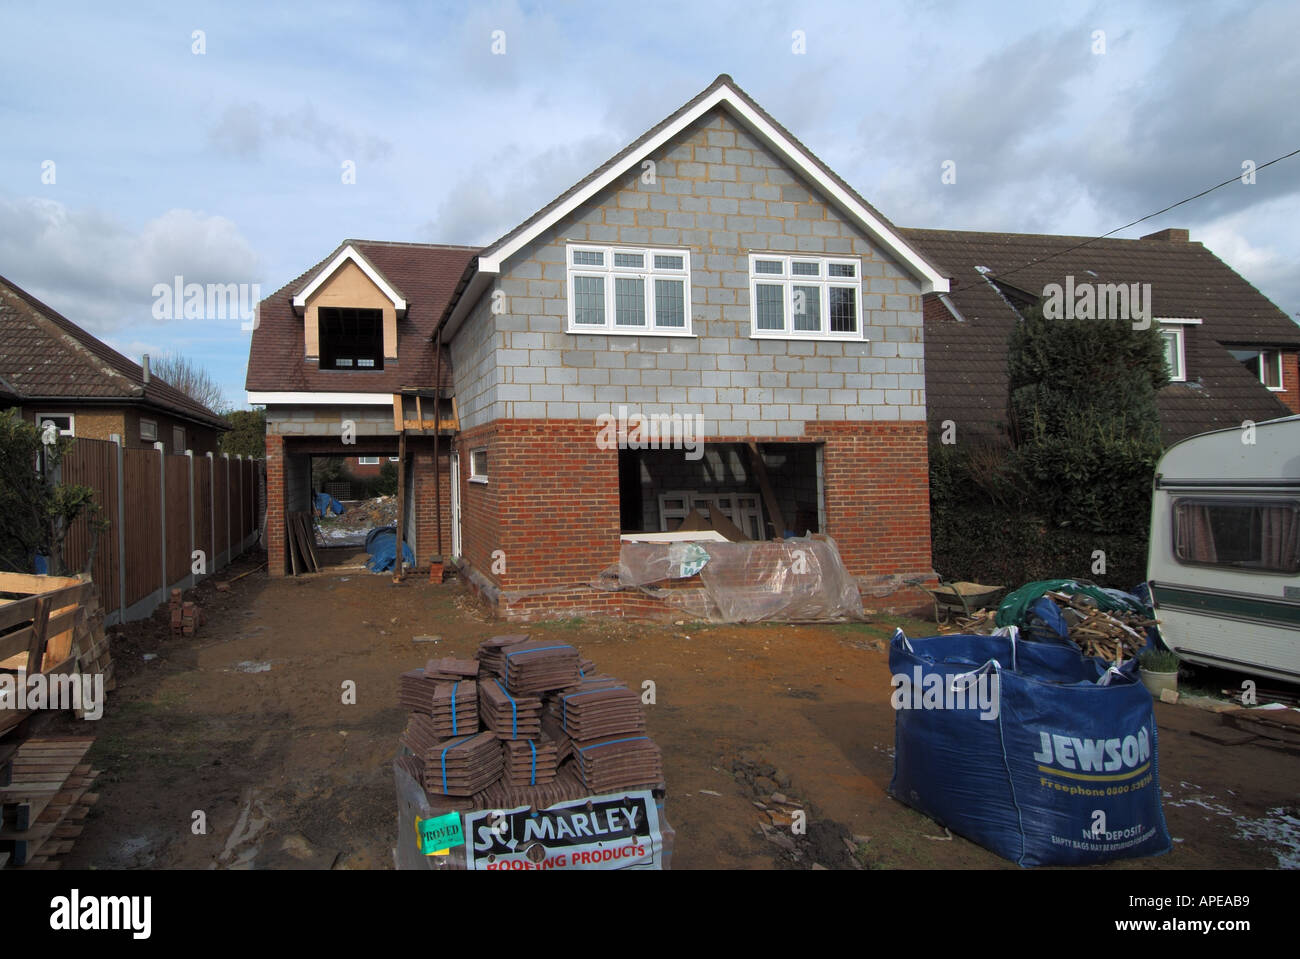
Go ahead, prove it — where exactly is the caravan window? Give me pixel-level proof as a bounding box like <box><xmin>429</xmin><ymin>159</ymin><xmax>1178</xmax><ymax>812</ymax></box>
<box><xmin>1173</xmin><ymin>498</ymin><xmax>1300</xmax><ymax>574</ymax></box>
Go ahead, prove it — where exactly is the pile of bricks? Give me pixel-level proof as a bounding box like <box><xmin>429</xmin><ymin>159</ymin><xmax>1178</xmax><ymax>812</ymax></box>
<box><xmin>395</xmin><ymin>633</ymin><xmax>664</xmax><ymax>809</ymax></box>
<box><xmin>168</xmin><ymin>589</ymin><xmax>204</xmax><ymax>638</ymax></box>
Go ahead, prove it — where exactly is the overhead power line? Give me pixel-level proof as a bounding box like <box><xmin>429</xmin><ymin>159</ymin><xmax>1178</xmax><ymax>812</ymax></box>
<box><xmin>943</xmin><ymin>146</ymin><xmax>1300</xmax><ymax>290</ymax></box>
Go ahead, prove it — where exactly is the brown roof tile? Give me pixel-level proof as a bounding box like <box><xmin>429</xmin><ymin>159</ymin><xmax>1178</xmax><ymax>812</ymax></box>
<box><xmin>245</xmin><ymin>240</ymin><xmax>479</xmax><ymax>394</ymax></box>
<box><xmin>902</xmin><ymin>227</ymin><xmax>1298</xmax><ymax>445</ymax></box>
<box><xmin>0</xmin><ymin>274</ymin><xmax>229</xmax><ymax>429</ymax></box>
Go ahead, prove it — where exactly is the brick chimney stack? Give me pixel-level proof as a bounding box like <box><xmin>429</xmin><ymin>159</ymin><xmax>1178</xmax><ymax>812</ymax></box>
<box><xmin>1141</xmin><ymin>228</ymin><xmax>1190</xmax><ymax>242</ymax></box>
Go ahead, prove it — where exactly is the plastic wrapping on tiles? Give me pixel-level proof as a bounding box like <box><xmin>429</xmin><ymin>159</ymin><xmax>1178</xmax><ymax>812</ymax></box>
<box><xmin>614</xmin><ymin>535</ymin><xmax>865</xmax><ymax>623</ymax></box>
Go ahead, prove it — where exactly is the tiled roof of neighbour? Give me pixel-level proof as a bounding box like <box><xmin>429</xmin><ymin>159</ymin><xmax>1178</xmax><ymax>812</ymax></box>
<box><xmin>245</xmin><ymin>240</ymin><xmax>479</xmax><ymax>394</ymax></box>
<box><xmin>901</xmin><ymin>227</ymin><xmax>1298</xmax><ymax>445</ymax></box>
<box><xmin>0</xmin><ymin>274</ymin><xmax>229</xmax><ymax>430</ymax></box>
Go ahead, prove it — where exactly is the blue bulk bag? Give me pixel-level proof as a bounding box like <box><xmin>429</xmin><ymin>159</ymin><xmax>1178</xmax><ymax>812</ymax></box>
<box><xmin>888</xmin><ymin>628</ymin><xmax>1172</xmax><ymax>867</ymax></box>
<box><xmin>1024</xmin><ymin>596</ymin><xmax>1071</xmax><ymax>645</ymax></box>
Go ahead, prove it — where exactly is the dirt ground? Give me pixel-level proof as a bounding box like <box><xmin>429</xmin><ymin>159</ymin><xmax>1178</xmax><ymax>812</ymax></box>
<box><xmin>39</xmin><ymin>552</ymin><xmax>1300</xmax><ymax>871</ymax></box>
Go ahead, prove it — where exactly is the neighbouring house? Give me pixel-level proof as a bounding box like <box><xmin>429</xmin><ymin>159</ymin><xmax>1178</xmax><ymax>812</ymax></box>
<box><xmin>900</xmin><ymin>227</ymin><xmax>1300</xmax><ymax>447</ymax></box>
<box><xmin>248</xmin><ymin>74</ymin><xmax>952</xmax><ymax>619</ymax></box>
<box><xmin>0</xmin><ymin>273</ymin><xmax>229</xmax><ymax>453</ymax></box>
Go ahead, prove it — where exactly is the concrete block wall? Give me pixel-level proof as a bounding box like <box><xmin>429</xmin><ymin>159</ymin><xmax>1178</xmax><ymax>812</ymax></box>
<box><xmin>450</xmin><ymin>107</ymin><xmax>926</xmax><ymax>436</ymax></box>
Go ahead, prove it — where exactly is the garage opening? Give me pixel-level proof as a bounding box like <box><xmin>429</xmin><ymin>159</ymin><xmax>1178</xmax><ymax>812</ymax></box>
<box><xmin>308</xmin><ymin>453</ymin><xmax>399</xmax><ymax>556</ymax></box>
<box><xmin>618</xmin><ymin>441</ymin><xmax>824</xmax><ymax>540</ymax></box>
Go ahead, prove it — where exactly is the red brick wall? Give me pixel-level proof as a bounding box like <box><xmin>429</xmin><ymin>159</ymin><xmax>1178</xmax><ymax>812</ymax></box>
<box><xmin>804</xmin><ymin>421</ymin><xmax>933</xmax><ymax>578</ymax></box>
<box><xmin>409</xmin><ymin>440</ymin><xmax>453</xmax><ymax>564</ymax></box>
<box><xmin>456</xmin><ymin>420</ymin><xmax>621</xmax><ymax>593</ymax></box>
<box><xmin>1279</xmin><ymin>351</ymin><xmax>1299</xmax><ymax>414</ymax></box>
<box><xmin>454</xmin><ymin>418</ymin><xmax>934</xmax><ymax>617</ymax></box>
<box><xmin>266</xmin><ymin>434</ymin><xmax>286</xmax><ymax>575</ymax></box>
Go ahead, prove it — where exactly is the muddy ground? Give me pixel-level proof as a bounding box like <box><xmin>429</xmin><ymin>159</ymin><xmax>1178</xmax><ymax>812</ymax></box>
<box><xmin>37</xmin><ymin>552</ymin><xmax>1300</xmax><ymax>870</ymax></box>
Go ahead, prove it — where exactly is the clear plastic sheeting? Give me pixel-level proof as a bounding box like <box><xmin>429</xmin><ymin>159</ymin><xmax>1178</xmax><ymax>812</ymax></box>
<box><xmin>613</xmin><ymin>535</ymin><xmax>865</xmax><ymax>623</ymax></box>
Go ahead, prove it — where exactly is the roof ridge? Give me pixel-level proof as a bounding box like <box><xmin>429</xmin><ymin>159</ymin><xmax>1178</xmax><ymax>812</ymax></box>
<box><xmin>349</xmin><ymin>238</ymin><xmax>483</xmax><ymax>252</ymax></box>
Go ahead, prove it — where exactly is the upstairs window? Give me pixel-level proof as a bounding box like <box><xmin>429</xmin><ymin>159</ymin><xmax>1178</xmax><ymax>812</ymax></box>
<box><xmin>319</xmin><ymin>307</ymin><xmax>384</xmax><ymax>370</ymax></box>
<box><xmin>1230</xmin><ymin>348</ymin><xmax>1283</xmax><ymax>391</ymax></box>
<box><xmin>1160</xmin><ymin>326</ymin><xmax>1186</xmax><ymax>382</ymax></box>
<box><xmin>566</xmin><ymin>245</ymin><xmax>692</xmax><ymax>335</ymax></box>
<box><xmin>748</xmin><ymin>254</ymin><xmax>863</xmax><ymax>340</ymax></box>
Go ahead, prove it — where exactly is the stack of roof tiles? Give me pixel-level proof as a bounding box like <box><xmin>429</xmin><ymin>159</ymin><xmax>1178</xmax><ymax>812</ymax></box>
<box><xmin>399</xmin><ymin>665</ymin><xmax>479</xmax><ymax>739</ymax></box>
<box><xmin>480</xmin><ymin>678</ymin><xmax>542</xmax><ymax>740</ymax></box>
<box><xmin>502</xmin><ymin>640</ymin><xmax>581</xmax><ymax>695</ymax></box>
<box><xmin>395</xmin><ymin>633</ymin><xmax>665</xmax><ymax>805</ymax></box>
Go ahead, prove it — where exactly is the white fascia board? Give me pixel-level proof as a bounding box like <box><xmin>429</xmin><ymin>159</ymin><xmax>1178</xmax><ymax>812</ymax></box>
<box><xmin>247</xmin><ymin>391</ymin><xmax>394</xmax><ymax>405</ymax></box>
<box><xmin>291</xmin><ymin>245</ymin><xmax>408</xmax><ymax>316</ymax></box>
<box><xmin>1155</xmin><ymin>317</ymin><xmax>1204</xmax><ymax>325</ymax></box>
<box><xmin>478</xmin><ymin>84</ymin><xmax>949</xmax><ymax>294</ymax></box>
<box><xmin>442</xmin><ymin>269</ymin><xmax>497</xmax><ymax>341</ymax></box>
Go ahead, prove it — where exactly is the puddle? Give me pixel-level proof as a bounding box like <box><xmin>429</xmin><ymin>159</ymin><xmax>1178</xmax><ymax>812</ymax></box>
<box><xmin>1234</xmin><ymin>807</ymin><xmax>1300</xmax><ymax>869</ymax></box>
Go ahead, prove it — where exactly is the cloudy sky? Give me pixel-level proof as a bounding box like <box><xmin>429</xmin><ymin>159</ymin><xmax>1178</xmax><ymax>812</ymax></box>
<box><xmin>2</xmin><ymin>0</ymin><xmax>1297</xmax><ymax>409</ymax></box>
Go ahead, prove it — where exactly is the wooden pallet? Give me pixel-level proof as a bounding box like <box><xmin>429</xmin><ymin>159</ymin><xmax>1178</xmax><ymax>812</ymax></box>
<box><xmin>1</xmin><ymin>781</ymin><xmax>99</xmax><ymax>867</ymax></box>
<box><xmin>0</xmin><ymin>738</ymin><xmax>94</xmax><ymax>832</ymax></box>
<box><xmin>0</xmin><ymin>736</ymin><xmax>99</xmax><ymax>868</ymax></box>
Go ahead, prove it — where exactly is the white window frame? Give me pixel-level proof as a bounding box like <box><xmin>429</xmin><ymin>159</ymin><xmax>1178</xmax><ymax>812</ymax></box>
<box><xmin>747</xmin><ymin>253</ymin><xmax>866</xmax><ymax>341</ymax></box>
<box><xmin>140</xmin><ymin>418</ymin><xmax>158</xmax><ymax>442</ymax></box>
<box><xmin>1230</xmin><ymin>347</ymin><xmax>1285</xmax><ymax>391</ymax></box>
<box><xmin>35</xmin><ymin>413</ymin><xmax>74</xmax><ymax>438</ymax></box>
<box><xmin>566</xmin><ymin>244</ymin><xmax>693</xmax><ymax>336</ymax></box>
<box><xmin>1159</xmin><ymin>326</ymin><xmax>1186</xmax><ymax>382</ymax></box>
<box><xmin>469</xmin><ymin>447</ymin><xmax>489</xmax><ymax>484</ymax></box>
<box><xmin>389</xmin><ymin>455</ymin><xmax>400</xmax><ymax>462</ymax></box>
<box><xmin>357</xmin><ymin>456</ymin><xmax>380</xmax><ymax>466</ymax></box>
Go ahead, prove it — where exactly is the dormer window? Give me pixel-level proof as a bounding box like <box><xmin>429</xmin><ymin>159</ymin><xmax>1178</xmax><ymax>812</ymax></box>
<box><xmin>319</xmin><ymin>307</ymin><xmax>384</xmax><ymax>370</ymax></box>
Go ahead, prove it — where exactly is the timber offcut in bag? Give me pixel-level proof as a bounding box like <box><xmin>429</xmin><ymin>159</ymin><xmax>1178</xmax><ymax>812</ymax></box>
<box><xmin>888</xmin><ymin>628</ymin><xmax>1172</xmax><ymax>867</ymax></box>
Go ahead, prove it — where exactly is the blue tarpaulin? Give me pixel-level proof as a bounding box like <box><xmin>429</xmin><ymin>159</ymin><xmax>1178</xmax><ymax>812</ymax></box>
<box><xmin>888</xmin><ymin>628</ymin><xmax>1172</xmax><ymax>867</ymax></box>
<box><xmin>365</xmin><ymin>529</ymin><xmax>414</xmax><ymax>573</ymax></box>
<box><xmin>313</xmin><ymin>491</ymin><xmax>345</xmax><ymax>517</ymax></box>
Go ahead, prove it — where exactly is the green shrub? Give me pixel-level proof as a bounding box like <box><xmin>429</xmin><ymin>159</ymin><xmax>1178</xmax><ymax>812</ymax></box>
<box><xmin>1139</xmin><ymin>649</ymin><xmax>1180</xmax><ymax>673</ymax></box>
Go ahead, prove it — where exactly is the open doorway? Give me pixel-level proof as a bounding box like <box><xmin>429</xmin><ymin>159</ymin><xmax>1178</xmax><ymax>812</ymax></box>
<box><xmin>309</xmin><ymin>453</ymin><xmax>399</xmax><ymax>550</ymax></box>
<box><xmin>618</xmin><ymin>441</ymin><xmax>823</xmax><ymax>540</ymax></box>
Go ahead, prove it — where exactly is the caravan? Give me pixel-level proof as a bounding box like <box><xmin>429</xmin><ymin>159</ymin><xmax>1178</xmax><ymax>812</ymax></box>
<box><xmin>1147</xmin><ymin>415</ymin><xmax>1300</xmax><ymax>684</ymax></box>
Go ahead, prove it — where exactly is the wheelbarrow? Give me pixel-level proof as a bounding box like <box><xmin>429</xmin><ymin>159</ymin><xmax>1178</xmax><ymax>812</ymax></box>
<box><xmin>906</xmin><ymin>578</ymin><xmax>1005</xmax><ymax>626</ymax></box>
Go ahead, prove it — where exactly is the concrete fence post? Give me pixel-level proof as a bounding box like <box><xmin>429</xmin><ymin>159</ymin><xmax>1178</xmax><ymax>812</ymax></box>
<box><xmin>223</xmin><ymin>452</ymin><xmax>232</xmax><ymax>570</ymax></box>
<box><xmin>206</xmin><ymin>451</ymin><xmax>216</xmax><ymax>574</ymax></box>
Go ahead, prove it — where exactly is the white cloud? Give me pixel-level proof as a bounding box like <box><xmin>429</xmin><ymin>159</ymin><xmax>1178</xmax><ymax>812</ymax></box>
<box><xmin>0</xmin><ymin>195</ymin><xmax>262</xmax><ymax>334</ymax></box>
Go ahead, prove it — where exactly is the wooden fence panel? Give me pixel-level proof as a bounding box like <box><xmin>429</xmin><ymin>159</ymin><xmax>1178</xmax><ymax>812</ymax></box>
<box><xmin>194</xmin><ymin>456</ymin><xmax>213</xmax><ymax>571</ymax></box>
<box><xmin>123</xmin><ymin>447</ymin><xmax>162</xmax><ymax>607</ymax></box>
<box><xmin>214</xmin><ymin>458</ymin><xmax>229</xmax><ymax>560</ymax></box>
<box><xmin>165</xmin><ymin>454</ymin><xmax>191</xmax><ymax>585</ymax></box>
<box><xmin>60</xmin><ymin>437</ymin><xmax>120</xmax><ymax>615</ymax></box>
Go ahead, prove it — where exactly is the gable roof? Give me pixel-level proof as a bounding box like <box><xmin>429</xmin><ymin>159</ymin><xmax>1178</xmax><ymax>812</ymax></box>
<box><xmin>292</xmin><ymin>243</ymin><xmax>409</xmax><ymax>316</ymax></box>
<box><xmin>901</xmin><ymin>227</ymin><xmax>1298</xmax><ymax>445</ymax></box>
<box><xmin>438</xmin><ymin>74</ymin><xmax>948</xmax><ymax>336</ymax></box>
<box><xmin>0</xmin><ymin>274</ymin><xmax>230</xmax><ymax>430</ymax></box>
<box><xmin>246</xmin><ymin>240</ymin><xmax>479</xmax><ymax>396</ymax></box>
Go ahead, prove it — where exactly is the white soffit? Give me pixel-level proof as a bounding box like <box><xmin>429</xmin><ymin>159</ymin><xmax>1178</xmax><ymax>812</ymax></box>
<box><xmin>292</xmin><ymin>244</ymin><xmax>408</xmax><ymax>316</ymax></box>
